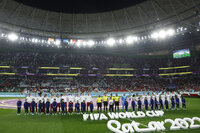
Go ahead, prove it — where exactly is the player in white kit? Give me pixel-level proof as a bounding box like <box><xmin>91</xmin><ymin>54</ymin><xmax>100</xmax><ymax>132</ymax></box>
<box><xmin>130</xmin><ymin>93</ymin><xmax>136</xmax><ymax>111</ymax></box>
<box><xmin>43</xmin><ymin>94</ymin><xmax>48</xmax><ymax>113</ymax></box>
<box><xmin>50</xmin><ymin>94</ymin><xmax>55</xmax><ymax>114</ymax></box>
<box><xmin>161</xmin><ymin>92</ymin><xmax>165</xmax><ymax>105</ymax></box>
<box><xmin>141</xmin><ymin>92</ymin><xmax>146</xmax><ymax>109</ymax></box>
<box><xmin>86</xmin><ymin>93</ymin><xmax>92</xmax><ymax>112</ymax></box>
<box><xmin>80</xmin><ymin>93</ymin><xmax>86</xmax><ymax>114</ymax></box>
<box><xmin>56</xmin><ymin>94</ymin><xmax>61</xmax><ymax>113</ymax></box>
<box><xmin>146</xmin><ymin>93</ymin><xmax>151</xmax><ymax>107</ymax></box>
<box><xmin>156</xmin><ymin>92</ymin><xmax>160</xmax><ymax>101</ymax></box>
<box><xmin>171</xmin><ymin>91</ymin><xmax>175</xmax><ymax>108</ymax></box>
<box><xmin>177</xmin><ymin>92</ymin><xmax>182</xmax><ymax>108</ymax></box>
<box><xmin>166</xmin><ymin>91</ymin><xmax>171</xmax><ymax>107</ymax></box>
<box><xmin>74</xmin><ymin>94</ymin><xmax>80</xmax><ymax>112</ymax></box>
<box><xmin>68</xmin><ymin>93</ymin><xmax>75</xmax><ymax>113</ymax></box>
<box><xmin>135</xmin><ymin>93</ymin><xmax>139</xmax><ymax>106</ymax></box>
<box><xmin>61</xmin><ymin>94</ymin><xmax>68</xmax><ymax>111</ymax></box>
<box><xmin>130</xmin><ymin>93</ymin><xmax>135</xmax><ymax>103</ymax></box>
<box><xmin>37</xmin><ymin>93</ymin><xmax>43</xmax><ymax>115</ymax></box>
<box><xmin>33</xmin><ymin>93</ymin><xmax>38</xmax><ymax>113</ymax></box>
<box><xmin>26</xmin><ymin>93</ymin><xmax>33</xmax><ymax>112</ymax></box>
<box><xmin>37</xmin><ymin>93</ymin><xmax>43</xmax><ymax>103</ymax></box>
<box><xmin>152</xmin><ymin>93</ymin><xmax>155</xmax><ymax>101</ymax></box>
<box><xmin>171</xmin><ymin>91</ymin><xmax>175</xmax><ymax>98</ymax></box>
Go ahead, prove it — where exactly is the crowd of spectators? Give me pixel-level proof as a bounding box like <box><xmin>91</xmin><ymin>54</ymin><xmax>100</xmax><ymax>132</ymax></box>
<box><xmin>0</xmin><ymin>52</ymin><xmax>199</xmax><ymax>93</ymax></box>
<box><xmin>0</xmin><ymin>75</ymin><xmax>199</xmax><ymax>93</ymax></box>
<box><xmin>0</xmin><ymin>52</ymin><xmax>199</xmax><ymax>69</ymax></box>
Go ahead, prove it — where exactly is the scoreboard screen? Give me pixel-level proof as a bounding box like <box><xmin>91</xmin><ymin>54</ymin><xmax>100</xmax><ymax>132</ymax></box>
<box><xmin>173</xmin><ymin>49</ymin><xmax>190</xmax><ymax>59</ymax></box>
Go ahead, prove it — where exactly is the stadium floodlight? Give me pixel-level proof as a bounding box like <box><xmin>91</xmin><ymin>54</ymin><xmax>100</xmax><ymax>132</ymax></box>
<box><xmin>151</xmin><ymin>32</ymin><xmax>159</xmax><ymax>39</ymax></box>
<box><xmin>118</xmin><ymin>39</ymin><xmax>123</xmax><ymax>44</ymax></box>
<box><xmin>133</xmin><ymin>36</ymin><xmax>138</xmax><ymax>41</ymax></box>
<box><xmin>107</xmin><ymin>38</ymin><xmax>115</xmax><ymax>46</ymax></box>
<box><xmin>20</xmin><ymin>37</ymin><xmax>24</xmax><ymax>41</ymax></box>
<box><xmin>82</xmin><ymin>41</ymin><xmax>87</xmax><ymax>47</ymax></box>
<box><xmin>35</xmin><ymin>38</ymin><xmax>38</xmax><ymax>43</ymax></box>
<box><xmin>158</xmin><ymin>30</ymin><xmax>167</xmax><ymax>39</ymax></box>
<box><xmin>148</xmin><ymin>35</ymin><xmax>151</xmax><ymax>39</ymax></box>
<box><xmin>125</xmin><ymin>36</ymin><xmax>134</xmax><ymax>44</ymax></box>
<box><xmin>55</xmin><ymin>39</ymin><xmax>61</xmax><ymax>46</ymax></box>
<box><xmin>167</xmin><ymin>29</ymin><xmax>175</xmax><ymax>36</ymax></box>
<box><xmin>87</xmin><ymin>40</ymin><xmax>95</xmax><ymax>47</ymax></box>
<box><xmin>31</xmin><ymin>38</ymin><xmax>38</xmax><ymax>43</ymax></box>
<box><xmin>8</xmin><ymin>33</ymin><xmax>18</xmax><ymax>41</ymax></box>
<box><xmin>76</xmin><ymin>41</ymin><xmax>81</xmax><ymax>47</ymax></box>
<box><xmin>32</xmin><ymin>38</ymin><xmax>35</xmax><ymax>43</ymax></box>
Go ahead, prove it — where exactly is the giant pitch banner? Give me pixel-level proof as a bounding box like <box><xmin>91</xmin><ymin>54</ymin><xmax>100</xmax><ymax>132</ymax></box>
<box><xmin>83</xmin><ymin>111</ymin><xmax>200</xmax><ymax>133</ymax></box>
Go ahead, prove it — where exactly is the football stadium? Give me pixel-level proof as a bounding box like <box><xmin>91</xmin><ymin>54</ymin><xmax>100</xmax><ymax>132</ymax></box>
<box><xmin>0</xmin><ymin>0</ymin><xmax>200</xmax><ymax>133</ymax></box>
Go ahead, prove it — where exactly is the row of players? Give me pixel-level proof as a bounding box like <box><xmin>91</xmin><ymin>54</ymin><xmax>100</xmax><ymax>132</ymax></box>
<box><xmin>16</xmin><ymin>91</ymin><xmax>186</xmax><ymax>115</ymax></box>
<box><xmin>17</xmin><ymin>93</ymin><xmax>93</xmax><ymax>115</ymax></box>
<box><xmin>96</xmin><ymin>92</ymin><xmax>186</xmax><ymax>113</ymax></box>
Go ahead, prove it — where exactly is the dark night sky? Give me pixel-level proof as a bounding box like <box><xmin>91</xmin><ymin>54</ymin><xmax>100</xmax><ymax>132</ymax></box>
<box><xmin>14</xmin><ymin>0</ymin><xmax>147</xmax><ymax>13</ymax></box>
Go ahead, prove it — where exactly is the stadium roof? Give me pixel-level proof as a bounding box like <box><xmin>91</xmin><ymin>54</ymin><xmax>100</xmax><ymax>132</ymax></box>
<box><xmin>0</xmin><ymin>0</ymin><xmax>199</xmax><ymax>38</ymax></box>
<box><xmin>13</xmin><ymin>0</ymin><xmax>147</xmax><ymax>14</ymax></box>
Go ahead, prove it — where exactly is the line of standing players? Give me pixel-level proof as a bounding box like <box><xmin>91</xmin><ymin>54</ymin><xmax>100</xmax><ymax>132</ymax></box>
<box><xmin>129</xmin><ymin>91</ymin><xmax>186</xmax><ymax>111</ymax></box>
<box><xmin>17</xmin><ymin>93</ymin><xmax>94</xmax><ymax>115</ymax></box>
<box><xmin>16</xmin><ymin>91</ymin><xmax>186</xmax><ymax>115</ymax></box>
<box><xmin>95</xmin><ymin>91</ymin><xmax>186</xmax><ymax>113</ymax></box>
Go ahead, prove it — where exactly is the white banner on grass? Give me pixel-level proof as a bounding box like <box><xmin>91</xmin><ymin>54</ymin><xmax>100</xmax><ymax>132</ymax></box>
<box><xmin>83</xmin><ymin>110</ymin><xmax>164</xmax><ymax>121</ymax></box>
<box><xmin>107</xmin><ymin>117</ymin><xmax>200</xmax><ymax>133</ymax></box>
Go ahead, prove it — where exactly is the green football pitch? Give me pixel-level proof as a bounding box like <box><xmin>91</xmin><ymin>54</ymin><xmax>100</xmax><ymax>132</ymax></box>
<box><xmin>0</xmin><ymin>97</ymin><xmax>200</xmax><ymax>133</ymax></box>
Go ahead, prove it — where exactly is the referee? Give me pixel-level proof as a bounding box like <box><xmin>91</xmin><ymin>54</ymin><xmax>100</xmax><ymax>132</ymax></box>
<box><xmin>103</xmin><ymin>93</ymin><xmax>108</xmax><ymax>113</ymax></box>
<box><xmin>114</xmin><ymin>93</ymin><xmax>120</xmax><ymax>112</ymax></box>
<box><xmin>96</xmin><ymin>95</ymin><xmax>102</xmax><ymax>113</ymax></box>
